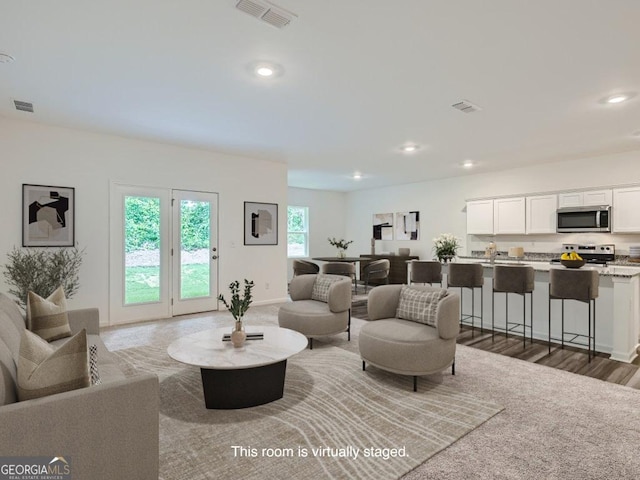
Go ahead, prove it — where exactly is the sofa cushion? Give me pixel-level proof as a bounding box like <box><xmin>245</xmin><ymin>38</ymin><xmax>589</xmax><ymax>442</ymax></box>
<box><xmin>311</xmin><ymin>274</ymin><xmax>342</xmax><ymax>303</ymax></box>
<box><xmin>0</xmin><ymin>293</ymin><xmax>27</xmax><ymax>360</ymax></box>
<box><xmin>396</xmin><ymin>286</ymin><xmax>447</xmax><ymax>326</ymax></box>
<box><xmin>17</xmin><ymin>328</ymin><xmax>90</xmax><ymax>401</ymax></box>
<box><xmin>27</xmin><ymin>286</ymin><xmax>72</xmax><ymax>342</ymax></box>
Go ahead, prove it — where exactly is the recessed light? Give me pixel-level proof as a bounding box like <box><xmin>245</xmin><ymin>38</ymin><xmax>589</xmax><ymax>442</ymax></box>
<box><xmin>400</xmin><ymin>144</ymin><xmax>419</xmax><ymax>153</ymax></box>
<box><xmin>608</xmin><ymin>95</ymin><xmax>628</xmax><ymax>104</ymax></box>
<box><xmin>462</xmin><ymin>160</ymin><xmax>474</xmax><ymax>169</ymax></box>
<box><xmin>632</xmin><ymin>130</ymin><xmax>640</xmax><ymax>138</ymax></box>
<box><xmin>0</xmin><ymin>52</ymin><xmax>15</xmax><ymax>64</ymax></box>
<box><xmin>600</xmin><ymin>92</ymin><xmax>636</xmax><ymax>105</ymax></box>
<box><xmin>353</xmin><ymin>172</ymin><xmax>362</xmax><ymax>180</ymax></box>
<box><xmin>256</xmin><ymin>66</ymin><xmax>274</xmax><ymax>77</ymax></box>
<box><xmin>250</xmin><ymin>62</ymin><xmax>283</xmax><ymax>78</ymax></box>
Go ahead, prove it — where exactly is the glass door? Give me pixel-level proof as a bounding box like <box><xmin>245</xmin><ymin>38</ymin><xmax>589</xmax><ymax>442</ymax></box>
<box><xmin>110</xmin><ymin>184</ymin><xmax>219</xmax><ymax>324</ymax></box>
<box><xmin>171</xmin><ymin>190</ymin><xmax>218</xmax><ymax>316</ymax></box>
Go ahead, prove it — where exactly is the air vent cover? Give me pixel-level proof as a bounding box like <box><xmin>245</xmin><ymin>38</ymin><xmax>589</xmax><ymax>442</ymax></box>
<box><xmin>452</xmin><ymin>100</ymin><xmax>482</xmax><ymax>113</ymax></box>
<box><xmin>235</xmin><ymin>0</ymin><xmax>297</xmax><ymax>29</ymax></box>
<box><xmin>14</xmin><ymin>100</ymin><xmax>34</xmax><ymax>113</ymax></box>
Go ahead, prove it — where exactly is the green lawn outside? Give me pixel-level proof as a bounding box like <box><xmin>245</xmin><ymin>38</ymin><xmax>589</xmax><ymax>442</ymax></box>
<box><xmin>125</xmin><ymin>263</ymin><xmax>210</xmax><ymax>304</ymax></box>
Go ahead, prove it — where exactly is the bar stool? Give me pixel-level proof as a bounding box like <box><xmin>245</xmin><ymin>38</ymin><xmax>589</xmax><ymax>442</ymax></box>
<box><xmin>548</xmin><ymin>268</ymin><xmax>599</xmax><ymax>362</ymax></box>
<box><xmin>492</xmin><ymin>264</ymin><xmax>534</xmax><ymax>347</ymax></box>
<box><xmin>409</xmin><ymin>260</ymin><xmax>442</xmax><ymax>286</ymax></box>
<box><xmin>447</xmin><ymin>263</ymin><xmax>484</xmax><ymax>337</ymax></box>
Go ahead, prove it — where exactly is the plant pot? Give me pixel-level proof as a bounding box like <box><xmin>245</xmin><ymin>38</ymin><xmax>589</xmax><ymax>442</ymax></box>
<box><xmin>231</xmin><ymin>320</ymin><xmax>246</xmax><ymax>348</ymax></box>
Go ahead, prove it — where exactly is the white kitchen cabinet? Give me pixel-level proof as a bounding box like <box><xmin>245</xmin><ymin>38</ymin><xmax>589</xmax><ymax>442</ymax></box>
<box><xmin>494</xmin><ymin>197</ymin><xmax>525</xmax><ymax>234</ymax></box>
<box><xmin>526</xmin><ymin>194</ymin><xmax>557</xmax><ymax>234</ymax></box>
<box><xmin>466</xmin><ymin>200</ymin><xmax>494</xmax><ymax>234</ymax></box>
<box><xmin>613</xmin><ymin>187</ymin><xmax>640</xmax><ymax>232</ymax></box>
<box><xmin>558</xmin><ymin>189</ymin><xmax>612</xmax><ymax>208</ymax></box>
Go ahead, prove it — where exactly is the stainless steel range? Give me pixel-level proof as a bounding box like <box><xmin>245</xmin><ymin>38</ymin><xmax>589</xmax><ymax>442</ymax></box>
<box><xmin>550</xmin><ymin>244</ymin><xmax>615</xmax><ymax>265</ymax></box>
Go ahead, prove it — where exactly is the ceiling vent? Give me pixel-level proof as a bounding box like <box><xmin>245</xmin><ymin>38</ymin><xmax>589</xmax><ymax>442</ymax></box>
<box><xmin>14</xmin><ymin>100</ymin><xmax>34</xmax><ymax>113</ymax></box>
<box><xmin>235</xmin><ymin>0</ymin><xmax>297</xmax><ymax>29</ymax></box>
<box><xmin>452</xmin><ymin>100</ymin><xmax>482</xmax><ymax>114</ymax></box>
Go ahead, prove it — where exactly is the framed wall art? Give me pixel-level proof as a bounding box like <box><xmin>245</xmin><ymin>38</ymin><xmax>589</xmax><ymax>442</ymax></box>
<box><xmin>395</xmin><ymin>211</ymin><xmax>420</xmax><ymax>240</ymax></box>
<box><xmin>244</xmin><ymin>201</ymin><xmax>278</xmax><ymax>245</ymax></box>
<box><xmin>372</xmin><ymin>212</ymin><xmax>394</xmax><ymax>240</ymax></box>
<box><xmin>22</xmin><ymin>184</ymin><xmax>75</xmax><ymax>247</ymax></box>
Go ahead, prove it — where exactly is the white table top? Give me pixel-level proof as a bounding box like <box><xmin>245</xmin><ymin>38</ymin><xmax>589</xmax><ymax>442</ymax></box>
<box><xmin>167</xmin><ymin>326</ymin><xmax>308</xmax><ymax>370</ymax></box>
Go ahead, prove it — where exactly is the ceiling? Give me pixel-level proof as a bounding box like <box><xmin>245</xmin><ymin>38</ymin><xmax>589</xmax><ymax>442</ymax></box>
<box><xmin>1</xmin><ymin>1</ymin><xmax>639</xmax><ymax>192</ymax></box>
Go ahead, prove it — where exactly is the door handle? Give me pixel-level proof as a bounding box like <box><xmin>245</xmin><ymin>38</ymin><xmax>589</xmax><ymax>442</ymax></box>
<box><xmin>212</xmin><ymin>255</ymin><xmax>218</xmax><ymax>260</ymax></box>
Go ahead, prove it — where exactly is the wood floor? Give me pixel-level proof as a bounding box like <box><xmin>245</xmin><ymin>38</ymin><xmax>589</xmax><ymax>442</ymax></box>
<box><xmin>351</xmin><ymin>301</ymin><xmax>640</xmax><ymax>389</ymax></box>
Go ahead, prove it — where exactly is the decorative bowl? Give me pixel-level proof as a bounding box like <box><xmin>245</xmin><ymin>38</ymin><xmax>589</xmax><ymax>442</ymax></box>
<box><xmin>560</xmin><ymin>259</ymin><xmax>586</xmax><ymax>269</ymax></box>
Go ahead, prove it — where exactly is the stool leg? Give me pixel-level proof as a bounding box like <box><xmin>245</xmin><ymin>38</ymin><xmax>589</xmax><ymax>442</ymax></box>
<box><xmin>505</xmin><ymin>293</ymin><xmax>509</xmax><ymax>340</ymax></box>
<box><xmin>593</xmin><ymin>299</ymin><xmax>596</xmax><ymax>359</ymax></box>
<box><xmin>413</xmin><ymin>376</ymin><xmax>417</xmax><ymax>392</ymax></box>
<box><xmin>530</xmin><ymin>292</ymin><xmax>534</xmax><ymax>344</ymax></box>
<box><xmin>492</xmin><ymin>290</ymin><xmax>495</xmax><ymax>342</ymax></box>
<box><xmin>548</xmin><ymin>294</ymin><xmax>551</xmax><ymax>354</ymax></box>
<box><xmin>522</xmin><ymin>292</ymin><xmax>526</xmax><ymax>349</ymax></box>
<box><xmin>561</xmin><ymin>299</ymin><xmax>565</xmax><ymax>350</ymax></box>
<box><xmin>460</xmin><ymin>288</ymin><xmax>464</xmax><ymax>329</ymax></box>
<box><xmin>362</xmin><ymin>361</ymin><xmax>366</xmax><ymax>371</ymax></box>
<box><xmin>480</xmin><ymin>285</ymin><xmax>484</xmax><ymax>333</ymax></box>
<box><xmin>471</xmin><ymin>287</ymin><xmax>475</xmax><ymax>338</ymax></box>
<box><xmin>588</xmin><ymin>300</ymin><xmax>592</xmax><ymax>363</ymax></box>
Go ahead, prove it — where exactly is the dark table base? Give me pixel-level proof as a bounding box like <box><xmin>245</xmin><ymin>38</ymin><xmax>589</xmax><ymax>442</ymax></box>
<box><xmin>200</xmin><ymin>360</ymin><xmax>287</xmax><ymax>409</ymax></box>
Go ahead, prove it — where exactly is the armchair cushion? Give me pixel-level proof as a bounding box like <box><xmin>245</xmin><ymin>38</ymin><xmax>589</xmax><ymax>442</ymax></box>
<box><xmin>17</xmin><ymin>328</ymin><xmax>89</xmax><ymax>401</ymax></box>
<box><xmin>396</xmin><ymin>286</ymin><xmax>447</xmax><ymax>326</ymax></box>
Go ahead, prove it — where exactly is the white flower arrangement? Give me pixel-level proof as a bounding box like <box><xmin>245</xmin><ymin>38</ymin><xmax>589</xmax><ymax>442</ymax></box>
<box><xmin>433</xmin><ymin>233</ymin><xmax>461</xmax><ymax>261</ymax></box>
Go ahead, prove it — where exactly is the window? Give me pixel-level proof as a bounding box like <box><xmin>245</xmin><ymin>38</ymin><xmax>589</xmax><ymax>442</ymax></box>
<box><xmin>287</xmin><ymin>206</ymin><xmax>309</xmax><ymax>257</ymax></box>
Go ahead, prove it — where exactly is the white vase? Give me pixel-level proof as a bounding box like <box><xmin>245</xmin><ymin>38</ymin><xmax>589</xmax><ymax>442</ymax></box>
<box><xmin>231</xmin><ymin>320</ymin><xmax>246</xmax><ymax>348</ymax></box>
<box><xmin>337</xmin><ymin>249</ymin><xmax>346</xmax><ymax>259</ymax></box>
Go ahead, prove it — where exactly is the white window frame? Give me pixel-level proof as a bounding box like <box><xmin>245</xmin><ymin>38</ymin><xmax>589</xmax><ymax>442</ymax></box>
<box><xmin>287</xmin><ymin>205</ymin><xmax>309</xmax><ymax>258</ymax></box>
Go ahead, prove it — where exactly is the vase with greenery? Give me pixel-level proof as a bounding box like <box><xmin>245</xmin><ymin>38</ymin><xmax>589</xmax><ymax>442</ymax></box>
<box><xmin>2</xmin><ymin>247</ymin><xmax>84</xmax><ymax>310</ymax></box>
<box><xmin>433</xmin><ymin>233</ymin><xmax>461</xmax><ymax>263</ymax></box>
<box><xmin>328</xmin><ymin>237</ymin><xmax>353</xmax><ymax>259</ymax></box>
<box><xmin>217</xmin><ymin>279</ymin><xmax>254</xmax><ymax>347</ymax></box>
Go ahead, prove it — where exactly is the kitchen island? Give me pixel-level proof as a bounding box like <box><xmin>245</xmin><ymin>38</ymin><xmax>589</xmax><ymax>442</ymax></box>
<box><xmin>407</xmin><ymin>259</ymin><xmax>640</xmax><ymax>363</ymax></box>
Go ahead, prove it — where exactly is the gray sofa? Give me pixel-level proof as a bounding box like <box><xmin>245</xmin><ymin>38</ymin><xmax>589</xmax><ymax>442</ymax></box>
<box><xmin>0</xmin><ymin>292</ymin><xmax>159</xmax><ymax>479</ymax></box>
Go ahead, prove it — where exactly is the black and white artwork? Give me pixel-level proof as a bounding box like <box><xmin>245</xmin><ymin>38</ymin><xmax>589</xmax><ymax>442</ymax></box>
<box><xmin>23</xmin><ymin>184</ymin><xmax>75</xmax><ymax>247</ymax></box>
<box><xmin>373</xmin><ymin>213</ymin><xmax>394</xmax><ymax>240</ymax></box>
<box><xmin>244</xmin><ymin>201</ymin><xmax>278</xmax><ymax>245</ymax></box>
<box><xmin>395</xmin><ymin>211</ymin><xmax>419</xmax><ymax>240</ymax></box>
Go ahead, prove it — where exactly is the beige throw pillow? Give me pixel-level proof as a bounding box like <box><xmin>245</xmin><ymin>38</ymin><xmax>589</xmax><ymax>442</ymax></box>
<box><xmin>396</xmin><ymin>286</ymin><xmax>447</xmax><ymax>326</ymax></box>
<box><xmin>27</xmin><ymin>286</ymin><xmax>72</xmax><ymax>342</ymax></box>
<box><xmin>17</xmin><ymin>328</ymin><xmax>90</xmax><ymax>401</ymax></box>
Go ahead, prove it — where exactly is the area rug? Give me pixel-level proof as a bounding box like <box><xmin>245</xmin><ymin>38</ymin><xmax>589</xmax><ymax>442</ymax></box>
<box><xmin>115</xmin><ymin>343</ymin><xmax>503</xmax><ymax>480</ymax></box>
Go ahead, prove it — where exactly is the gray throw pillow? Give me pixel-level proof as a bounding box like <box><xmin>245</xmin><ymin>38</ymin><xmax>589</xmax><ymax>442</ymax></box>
<box><xmin>396</xmin><ymin>286</ymin><xmax>447</xmax><ymax>326</ymax></box>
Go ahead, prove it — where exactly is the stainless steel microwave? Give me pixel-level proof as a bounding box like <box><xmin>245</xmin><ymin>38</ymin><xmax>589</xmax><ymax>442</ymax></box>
<box><xmin>556</xmin><ymin>205</ymin><xmax>611</xmax><ymax>233</ymax></box>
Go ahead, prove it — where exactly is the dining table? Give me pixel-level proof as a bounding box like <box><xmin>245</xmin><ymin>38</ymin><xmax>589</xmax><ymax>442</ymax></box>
<box><xmin>312</xmin><ymin>256</ymin><xmax>372</xmax><ymax>294</ymax></box>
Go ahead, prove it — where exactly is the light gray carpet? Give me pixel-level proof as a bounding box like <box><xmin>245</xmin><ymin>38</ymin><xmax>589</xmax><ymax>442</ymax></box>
<box><xmin>115</xmin><ymin>342</ymin><xmax>502</xmax><ymax>480</ymax></box>
<box><xmin>105</xmin><ymin>305</ymin><xmax>640</xmax><ymax>479</ymax></box>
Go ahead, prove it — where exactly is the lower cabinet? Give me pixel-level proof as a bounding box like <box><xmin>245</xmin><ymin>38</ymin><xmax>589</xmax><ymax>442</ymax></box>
<box><xmin>359</xmin><ymin>254</ymin><xmax>419</xmax><ymax>285</ymax></box>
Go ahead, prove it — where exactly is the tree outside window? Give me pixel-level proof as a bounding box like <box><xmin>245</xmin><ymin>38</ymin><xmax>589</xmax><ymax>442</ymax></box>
<box><xmin>287</xmin><ymin>206</ymin><xmax>309</xmax><ymax>257</ymax></box>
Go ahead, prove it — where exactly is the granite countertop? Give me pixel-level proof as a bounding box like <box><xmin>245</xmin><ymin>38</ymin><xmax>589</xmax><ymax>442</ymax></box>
<box><xmin>456</xmin><ymin>256</ymin><xmax>640</xmax><ymax>278</ymax></box>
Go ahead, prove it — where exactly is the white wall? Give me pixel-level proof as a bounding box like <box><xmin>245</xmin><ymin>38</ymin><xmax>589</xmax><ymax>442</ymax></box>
<box><xmin>346</xmin><ymin>151</ymin><xmax>640</xmax><ymax>259</ymax></box>
<box><xmin>0</xmin><ymin>118</ymin><xmax>289</xmax><ymax>324</ymax></box>
<box><xmin>287</xmin><ymin>187</ymin><xmax>347</xmax><ymax>279</ymax></box>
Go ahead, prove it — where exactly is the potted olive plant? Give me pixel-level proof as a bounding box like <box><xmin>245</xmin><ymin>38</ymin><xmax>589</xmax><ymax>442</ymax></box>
<box><xmin>218</xmin><ymin>279</ymin><xmax>255</xmax><ymax>347</ymax></box>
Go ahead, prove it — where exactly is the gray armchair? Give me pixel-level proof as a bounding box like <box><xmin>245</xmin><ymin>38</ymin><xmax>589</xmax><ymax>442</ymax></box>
<box><xmin>293</xmin><ymin>259</ymin><xmax>320</xmax><ymax>276</ymax></box>
<box><xmin>359</xmin><ymin>284</ymin><xmax>460</xmax><ymax>391</ymax></box>
<box><xmin>362</xmin><ymin>259</ymin><xmax>390</xmax><ymax>292</ymax></box>
<box><xmin>278</xmin><ymin>274</ymin><xmax>352</xmax><ymax>349</ymax></box>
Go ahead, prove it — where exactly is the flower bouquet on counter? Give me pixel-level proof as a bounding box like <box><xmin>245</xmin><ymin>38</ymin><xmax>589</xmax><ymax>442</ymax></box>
<box><xmin>433</xmin><ymin>233</ymin><xmax>461</xmax><ymax>262</ymax></box>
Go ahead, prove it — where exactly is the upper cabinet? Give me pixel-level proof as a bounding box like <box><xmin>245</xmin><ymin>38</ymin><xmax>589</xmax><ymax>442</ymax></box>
<box><xmin>466</xmin><ymin>199</ymin><xmax>494</xmax><ymax>235</ymax></box>
<box><xmin>558</xmin><ymin>189</ymin><xmax>612</xmax><ymax>208</ymax></box>
<box><xmin>494</xmin><ymin>197</ymin><xmax>525</xmax><ymax>234</ymax></box>
<box><xmin>526</xmin><ymin>194</ymin><xmax>557</xmax><ymax>234</ymax></box>
<box><xmin>613</xmin><ymin>187</ymin><xmax>640</xmax><ymax>233</ymax></box>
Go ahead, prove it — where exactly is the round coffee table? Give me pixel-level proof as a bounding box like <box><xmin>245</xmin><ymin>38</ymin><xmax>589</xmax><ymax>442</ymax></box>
<box><xmin>167</xmin><ymin>326</ymin><xmax>307</xmax><ymax>409</ymax></box>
